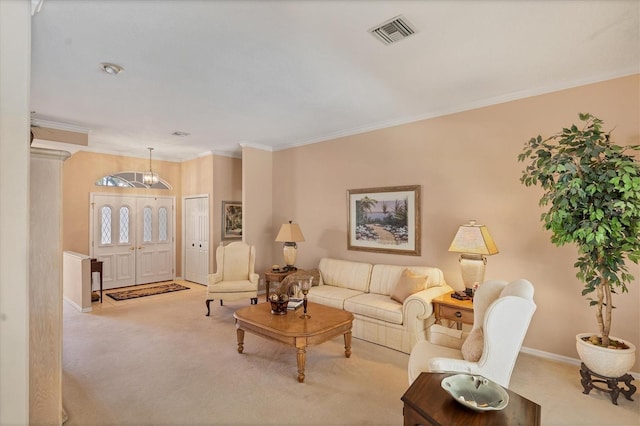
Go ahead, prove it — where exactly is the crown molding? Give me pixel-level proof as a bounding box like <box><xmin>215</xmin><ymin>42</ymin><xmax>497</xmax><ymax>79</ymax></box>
<box><xmin>239</xmin><ymin>142</ymin><xmax>272</xmax><ymax>152</ymax></box>
<box><xmin>31</xmin><ymin>118</ymin><xmax>91</xmax><ymax>134</ymax></box>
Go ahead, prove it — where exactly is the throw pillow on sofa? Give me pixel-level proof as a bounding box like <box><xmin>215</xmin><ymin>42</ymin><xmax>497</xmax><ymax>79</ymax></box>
<box><xmin>390</xmin><ymin>269</ymin><xmax>428</xmax><ymax>303</ymax></box>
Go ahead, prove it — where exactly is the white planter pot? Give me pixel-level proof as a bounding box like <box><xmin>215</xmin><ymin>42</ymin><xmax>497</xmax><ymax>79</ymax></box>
<box><xmin>576</xmin><ymin>333</ymin><xmax>636</xmax><ymax>378</ymax></box>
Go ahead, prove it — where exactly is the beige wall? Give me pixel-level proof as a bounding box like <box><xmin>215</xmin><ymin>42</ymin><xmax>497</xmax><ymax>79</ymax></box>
<box><xmin>181</xmin><ymin>154</ymin><xmax>213</xmax><ymax>197</ymax></box>
<box><xmin>242</xmin><ymin>146</ymin><xmax>274</xmax><ymax>278</ymax></box>
<box><xmin>213</xmin><ymin>155</ymin><xmax>242</xmax><ymax>247</ymax></box>
<box><xmin>181</xmin><ymin>154</ymin><xmax>214</xmax><ymax>273</ymax></box>
<box><xmin>271</xmin><ymin>75</ymin><xmax>640</xmax><ymax>372</ymax></box>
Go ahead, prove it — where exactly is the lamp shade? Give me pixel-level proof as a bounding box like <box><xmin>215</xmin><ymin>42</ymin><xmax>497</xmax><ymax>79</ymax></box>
<box><xmin>448</xmin><ymin>220</ymin><xmax>498</xmax><ymax>255</ymax></box>
<box><xmin>275</xmin><ymin>222</ymin><xmax>305</xmax><ymax>243</ymax></box>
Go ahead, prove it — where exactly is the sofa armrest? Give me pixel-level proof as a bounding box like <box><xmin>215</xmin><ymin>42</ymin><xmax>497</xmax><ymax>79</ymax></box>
<box><xmin>249</xmin><ymin>273</ymin><xmax>259</xmax><ymax>285</ymax></box>
<box><xmin>401</xmin><ymin>284</ymin><xmax>454</xmax><ymax>343</ymax></box>
<box><xmin>403</xmin><ymin>285</ymin><xmax>454</xmax><ymax>321</ymax></box>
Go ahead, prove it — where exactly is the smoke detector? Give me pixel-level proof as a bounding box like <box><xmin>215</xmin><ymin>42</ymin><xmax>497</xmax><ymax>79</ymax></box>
<box><xmin>369</xmin><ymin>15</ymin><xmax>417</xmax><ymax>45</ymax></box>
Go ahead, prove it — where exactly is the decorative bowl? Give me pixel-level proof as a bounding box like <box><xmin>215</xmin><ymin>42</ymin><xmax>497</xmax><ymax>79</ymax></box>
<box><xmin>269</xmin><ymin>293</ymin><xmax>289</xmax><ymax>315</ymax></box>
<box><xmin>441</xmin><ymin>374</ymin><xmax>509</xmax><ymax>412</ymax></box>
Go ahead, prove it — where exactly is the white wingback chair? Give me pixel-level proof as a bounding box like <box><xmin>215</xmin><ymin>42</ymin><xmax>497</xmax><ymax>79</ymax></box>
<box><xmin>408</xmin><ymin>279</ymin><xmax>536</xmax><ymax>388</ymax></box>
<box><xmin>205</xmin><ymin>241</ymin><xmax>259</xmax><ymax>316</ymax></box>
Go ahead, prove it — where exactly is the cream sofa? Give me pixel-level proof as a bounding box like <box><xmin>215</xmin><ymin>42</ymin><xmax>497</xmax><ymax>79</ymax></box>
<box><xmin>308</xmin><ymin>258</ymin><xmax>453</xmax><ymax>353</ymax></box>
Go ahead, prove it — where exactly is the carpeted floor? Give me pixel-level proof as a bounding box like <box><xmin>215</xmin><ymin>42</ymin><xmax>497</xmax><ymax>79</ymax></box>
<box><xmin>62</xmin><ymin>281</ymin><xmax>640</xmax><ymax>425</ymax></box>
<box><xmin>106</xmin><ymin>282</ymin><xmax>189</xmax><ymax>301</ymax></box>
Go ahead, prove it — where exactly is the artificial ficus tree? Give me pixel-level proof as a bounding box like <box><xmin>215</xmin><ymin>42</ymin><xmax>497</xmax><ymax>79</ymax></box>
<box><xmin>518</xmin><ymin>113</ymin><xmax>640</xmax><ymax>347</ymax></box>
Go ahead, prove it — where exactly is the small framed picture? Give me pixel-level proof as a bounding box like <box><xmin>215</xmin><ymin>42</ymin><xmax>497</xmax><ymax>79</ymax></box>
<box><xmin>347</xmin><ymin>185</ymin><xmax>421</xmax><ymax>255</ymax></box>
<box><xmin>222</xmin><ymin>201</ymin><xmax>242</xmax><ymax>240</ymax></box>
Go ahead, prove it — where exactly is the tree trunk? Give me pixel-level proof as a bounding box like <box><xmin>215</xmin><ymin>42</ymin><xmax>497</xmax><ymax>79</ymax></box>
<box><xmin>602</xmin><ymin>278</ymin><xmax>612</xmax><ymax>347</ymax></box>
<box><xmin>595</xmin><ymin>282</ymin><xmax>605</xmax><ymax>345</ymax></box>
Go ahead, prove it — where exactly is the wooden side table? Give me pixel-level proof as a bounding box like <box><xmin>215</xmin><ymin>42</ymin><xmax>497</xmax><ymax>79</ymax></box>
<box><xmin>432</xmin><ymin>291</ymin><xmax>474</xmax><ymax>330</ymax></box>
<box><xmin>263</xmin><ymin>269</ymin><xmax>296</xmax><ymax>302</ymax></box>
<box><xmin>402</xmin><ymin>372</ymin><xmax>541</xmax><ymax>426</ymax></box>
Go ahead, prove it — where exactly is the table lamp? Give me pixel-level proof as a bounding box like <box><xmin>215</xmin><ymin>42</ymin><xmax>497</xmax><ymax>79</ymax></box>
<box><xmin>275</xmin><ymin>220</ymin><xmax>305</xmax><ymax>271</ymax></box>
<box><xmin>448</xmin><ymin>220</ymin><xmax>498</xmax><ymax>296</ymax></box>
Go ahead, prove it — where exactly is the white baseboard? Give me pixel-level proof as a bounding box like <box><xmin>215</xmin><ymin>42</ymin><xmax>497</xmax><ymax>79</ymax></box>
<box><xmin>521</xmin><ymin>345</ymin><xmax>639</xmax><ymax>379</ymax></box>
<box><xmin>63</xmin><ymin>296</ymin><xmax>92</xmax><ymax>313</ymax></box>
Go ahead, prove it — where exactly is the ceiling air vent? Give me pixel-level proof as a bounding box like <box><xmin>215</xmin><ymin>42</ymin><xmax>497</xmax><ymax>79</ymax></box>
<box><xmin>369</xmin><ymin>15</ymin><xmax>416</xmax><ymax>45</ymax></box>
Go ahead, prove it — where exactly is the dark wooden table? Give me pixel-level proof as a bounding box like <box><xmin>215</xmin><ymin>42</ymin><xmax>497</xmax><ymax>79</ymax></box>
<box><xmin>402</xmin><ymin>372</ymin><xmax>541</xmax><ymax>426</ymax></box>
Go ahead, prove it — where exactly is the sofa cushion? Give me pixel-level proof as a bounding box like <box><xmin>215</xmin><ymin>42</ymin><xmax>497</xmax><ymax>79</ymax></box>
<box><xmin>369</xmin><ymin>264</ymin><xmax>443</xmax><ymax>295</ymax></box>
<box><xmin>390</xmin><ymin>269</ymin><xmax>428</xmax><ymax>303</ymax></box>
<box><xmin>318</xmin><ymin>258</ymin><xmax>372</xmax><ymax>292</ymax></box>
<box><xmin>307</xmin><ymin>285</ymin><xmax>363</xmax><ymax>310</ymax></box>
<box><xmin>207</xmin><ymin>280</ymin><xmax>256</xmax><ymax>293</ymax></box>
<box><xmin>344</xmin><ymin>293</ymin><xmax>403</xmax><ymax>325</ymax></box>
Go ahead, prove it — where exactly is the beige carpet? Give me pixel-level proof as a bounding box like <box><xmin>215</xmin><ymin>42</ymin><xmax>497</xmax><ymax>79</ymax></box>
<box><xmin>62</xmin><ymin>281</ymin><xmax>639</xmax><ymax>425</ymax></box>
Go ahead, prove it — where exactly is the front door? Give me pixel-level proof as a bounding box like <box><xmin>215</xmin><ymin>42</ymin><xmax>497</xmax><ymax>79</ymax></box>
<box><xmin>136</xmin><ymin>196</ymin><xmax>174</xmax><ymax>284</ymax></box>
<box><xmin>91</xmin><ymin>194</ymin><xmax>174</xmax><ymax>289</ymax></box>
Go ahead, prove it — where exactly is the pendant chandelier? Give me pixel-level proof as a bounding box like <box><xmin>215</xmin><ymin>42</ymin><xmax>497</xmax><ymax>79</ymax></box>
<box><xmin>142</xmin><ymin>147</ymin><xmax>159</xmax><ymax>186</ymax></box>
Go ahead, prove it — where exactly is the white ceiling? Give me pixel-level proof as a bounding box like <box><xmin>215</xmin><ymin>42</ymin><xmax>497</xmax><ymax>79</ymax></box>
<box><xmin>30</xmin><ymin>0</ymin><xmax>639</xmax><ymax>161</ymax></box>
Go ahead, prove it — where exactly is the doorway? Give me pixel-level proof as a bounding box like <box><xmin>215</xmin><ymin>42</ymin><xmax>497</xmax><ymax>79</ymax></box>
<box><xmin>90</xmin><ymin>194</ymin><xmax>175</xmax><ymax>290</ymax></box>
<box><xmin>183</xmin><ymin>195</ymin><xmax>209</xmax><ymax>285</ymax></box>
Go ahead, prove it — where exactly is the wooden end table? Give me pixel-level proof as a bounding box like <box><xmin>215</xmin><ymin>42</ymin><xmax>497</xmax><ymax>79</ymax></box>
<box><xmin>263</xmin><ymin>269</ymin><xmax>297</xmax><ymax>302</ymax></box>
<box><xmin>402</xmin><ymin>372</ymin><xmax>541</xmax><ymax>425</ymax></box>
<box><xmin>234</xmin><ymin>302</ymin><xmax>353</xmax><ymax>383</ymax></box>
<box><xmin>432</xmin><ymin>291</ymin><xmax>474</xmax><ymax>330</ymax></box>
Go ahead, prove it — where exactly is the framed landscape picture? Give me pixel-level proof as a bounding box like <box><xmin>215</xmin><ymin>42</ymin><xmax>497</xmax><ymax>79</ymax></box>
<box><xmin>222</xmin><ymin>201</ymin><xmax>242</xmax><ymax>240</ymax></box>
<box><xmin>347</xmin><ymin>185</ymin><xmax>421</xmax><ymax>255</ymax></box>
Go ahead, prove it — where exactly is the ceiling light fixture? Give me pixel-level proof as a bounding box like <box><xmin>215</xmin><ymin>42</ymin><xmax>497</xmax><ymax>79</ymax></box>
<box><xmin>99</xmin><ymin>62</ymin><xmax>124</xmax><ymax>75</ymax></box>
<box><xmin>142</xmin><ymin>147</ymin><xmax>159</xmax><ymax>186</ymax></box>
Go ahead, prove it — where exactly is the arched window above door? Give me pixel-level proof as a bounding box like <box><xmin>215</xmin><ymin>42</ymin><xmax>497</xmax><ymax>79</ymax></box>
<box><xmin>95</xmin><ymin>171</ymin><xmax>172</xmax><ymax>190</ymax></box>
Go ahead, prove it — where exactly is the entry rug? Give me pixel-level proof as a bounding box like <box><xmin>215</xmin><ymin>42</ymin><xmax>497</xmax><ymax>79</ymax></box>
<box><xmin>106</xmin><ymin>283</ymin><xmax>189</xmax><ymax>301</ymax></box>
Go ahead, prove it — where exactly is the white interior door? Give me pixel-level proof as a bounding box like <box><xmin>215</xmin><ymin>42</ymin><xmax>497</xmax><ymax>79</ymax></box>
<box><xmin>184</xmin><ymin>196</ymin><xmax>209</xmax><ymax>285</ymax></box>
<box><xmin>91</xmin><ymin>195</ymin><xmax>136</xmax><ymax>289</ymax></box>
<box><xmin>136</xmin><ymin>197</ymin><xmax>174</xmax><ymax>284</ymax></box>
<box><xmin>91</xmin><ymin>194</ymin><xmax>175</xmax><ymax>289</ymax></box>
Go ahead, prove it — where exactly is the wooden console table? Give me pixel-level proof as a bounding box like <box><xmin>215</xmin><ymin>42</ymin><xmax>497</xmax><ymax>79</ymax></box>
<box><xmin>90</xmin><ymin>258</ymin><xmax>103</xmax><ymax>303</ymax></box>
<box><xmin>402</xmin><ymin>372</ymin><xmax>541</xmax><ymax>426</ymax></box>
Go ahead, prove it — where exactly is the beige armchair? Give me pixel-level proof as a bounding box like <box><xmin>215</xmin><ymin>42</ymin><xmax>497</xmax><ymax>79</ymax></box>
<box><xmin>408</xmin><ymin>279</ymin><xmax>536</xmax><ymax>388</ymax></box>
<box><xmin>205</xmin><ymin>241</ymin><xmax>259</xmax><ymax>316</ymax></box>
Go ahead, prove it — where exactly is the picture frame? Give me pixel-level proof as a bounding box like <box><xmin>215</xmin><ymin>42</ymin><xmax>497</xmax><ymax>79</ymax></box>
<box><xmin>347</xmin><ymin>185</ymin><xmax>421</xmax><ymax>256</ymax></box>
<box><xmin>221</xmin><ymin>201</ymin><xmax>242</xmax><ymax>240</ymax></box>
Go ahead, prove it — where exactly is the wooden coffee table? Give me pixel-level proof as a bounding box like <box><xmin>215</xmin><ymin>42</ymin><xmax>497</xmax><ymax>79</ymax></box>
<box><xmin>233</xmin><ymin>302</ymin><xmax>354</xmax><ymax>383</ymax></box>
